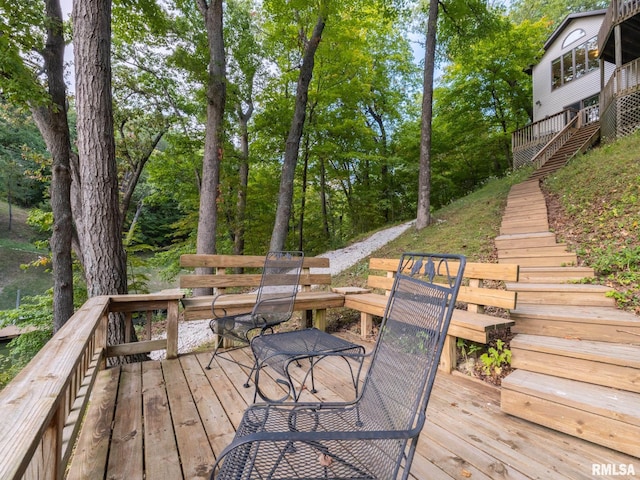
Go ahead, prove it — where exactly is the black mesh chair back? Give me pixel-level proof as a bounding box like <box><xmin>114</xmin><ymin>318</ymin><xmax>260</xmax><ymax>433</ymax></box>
<box><xmin>210</xmin><ymin>252</ymin><xmax>466</xmax><ymax>479</ymax></box>
<box><xmin>251</xmin><ymin>251</ymin><xmax>305</xmax><ymax>325</ymax></box>
<box><xmin>206</xmin><ymin>251</ymin><xmax>304</xmax><ymax>371</ymax></box>
<box><xmin>354</xmin><ymin>253</ymin><xmax>465</xmax><ymax>452</ymax></box>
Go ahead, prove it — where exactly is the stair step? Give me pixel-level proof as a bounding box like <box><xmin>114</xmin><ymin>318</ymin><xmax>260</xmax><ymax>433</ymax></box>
<box><xmin>499</xmin><ymin>253</ymin><xmax>578</xmax><ymax>267</ymax></box>
<box><xmin>500</xmin><ymin>225</ymin><xmax>550</xmax><ymax>235</ymax></box>
<box><xmin>505</xmin><ymin>282</ymin><xmax>616</xmax><ymax>306</ymax></box>
<box><xmin>511</xmin><ymin>305</ymin><xmax>640</xmax><ymax>343</ymax></box>
<box><xmin>510</xmin><ymin>334</ymin><xmax>640</xmax><ymax>392</ymax></box>
<box><xmin>498</xmin><ymin>244</ymin><xmax>571</xmax><ymax>258</ymax></box>
<box><xmin>505</xmin><ymin>199</ymin><xmax>546</xmax><ymax>208</ymax></box>
<box><xmin>500</xmin><ymin>217</ymin><xmax>549</xmax><ymax>229</ymax></box>
<box><xmin>495</xmin><ymin>232</ymin><xmax>558</xmax><ymax>249</ymax></box>
<box><xmin>501</xmin><ymin>370</ymin><xmax>640</xmax><ymax>458</ymax></box>
<box><xmin>517</xmin><ymin>266</ymin><xmax>595</xmax><ymax>282</ymax></box>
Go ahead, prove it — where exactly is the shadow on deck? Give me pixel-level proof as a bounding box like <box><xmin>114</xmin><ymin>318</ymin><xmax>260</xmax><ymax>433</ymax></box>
<box><xmin>67</xmin><ymin>335</ymin><xmax>637</xmax><ymax>480</ymax></box>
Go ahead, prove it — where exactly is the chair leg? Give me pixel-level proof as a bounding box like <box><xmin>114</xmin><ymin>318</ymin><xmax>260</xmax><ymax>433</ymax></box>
<box><xmin>206</xmin><ymin>343</ymin><xmax>221</xmax><ymax>370</ymax></box>
<box><xmin>243</xmin><ymin>361</ymin><xmax>257</xmax><ymax>388</ymax></box>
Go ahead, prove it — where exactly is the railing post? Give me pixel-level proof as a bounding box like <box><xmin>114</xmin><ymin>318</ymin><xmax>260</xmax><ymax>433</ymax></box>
<box><xmin>166</xmin><ymin>299</ymin><xmax>179</xmax><ymax>359</ymax></box>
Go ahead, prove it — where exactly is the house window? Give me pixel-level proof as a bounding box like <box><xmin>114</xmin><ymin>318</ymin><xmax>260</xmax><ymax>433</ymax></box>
<box><xmin>563</xmin><ymin>29</ymin><xmax>586</xmax><ymax>48</ymax></box>
<box><xmin>562</xmin><ymin>51</ymin><xmax>574</xmax><ymax>83</ymax></box>
<box><xmin>551</xmin><ymin>36</ymin><xmax>598</xmax><ymax>90</ymax></box>
<box><xmin>551</xmin><ymin>58</ymin><xmax>562</xmax><ymax>89</ymax></box>
<box><xmin>587</xmin><ymin>37</ymin><xmax>599</xmax><ymax>70</ymax></box>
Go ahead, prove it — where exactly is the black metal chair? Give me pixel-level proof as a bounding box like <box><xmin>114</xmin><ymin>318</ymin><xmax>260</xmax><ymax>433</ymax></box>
<box><xmin>209</xmin><ymin>252</ymin><xmax>466</xmax><ymax>480</ymax></box>
<box><xmin>206</xmin><ymin>251</ymin><xmax>304</xmax><ymax>382</ymax></box>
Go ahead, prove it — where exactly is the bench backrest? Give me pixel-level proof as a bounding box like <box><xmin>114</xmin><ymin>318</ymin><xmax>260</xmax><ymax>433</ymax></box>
<box><xmin>367</xmin><ymin>257</ymin><xmax>519</xmax><ymax>312</ymax></box>
<box><xmin>180</xmin><ymin>254</ymin><xmax>331</xmax><ymax>294</ymax></box>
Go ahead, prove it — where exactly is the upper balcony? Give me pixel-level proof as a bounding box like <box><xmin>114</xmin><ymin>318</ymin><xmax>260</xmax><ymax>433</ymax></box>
<box><xmin>598</xmin><ymin>0</ymin><xmax>640</xmax><ymax>64</ymax></box>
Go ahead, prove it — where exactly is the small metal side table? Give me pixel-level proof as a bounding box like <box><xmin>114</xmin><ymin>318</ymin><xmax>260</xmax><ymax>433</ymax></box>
<box><xmin>250</xmin><ymin>328</ymin><xmax>366</xmax><ymax>402</ymax></box>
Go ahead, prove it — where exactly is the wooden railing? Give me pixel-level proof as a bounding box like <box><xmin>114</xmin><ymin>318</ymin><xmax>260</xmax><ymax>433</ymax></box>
<box><xmin>598</xmin><ymin>0</ymin><xmax>640</xmax><ymax>57</ymax></box>
<box><xmin>0</xmin><ymin>292</ymin><xmax>183</xmax><ymax>480</ymax></box>
<box><xmin>511</xmin><ymin>110</ymin><xmax>575</xmax><ymax>168</ymax></box>
<box><xmin>529</xmin><ymin>116</ymin><xmax>578</xmax><ymax>171</ymax></box>
<box><xmin>601</xmin><ymin>57</ymin><xmax>640</xmax><ymax>114</ymax></box>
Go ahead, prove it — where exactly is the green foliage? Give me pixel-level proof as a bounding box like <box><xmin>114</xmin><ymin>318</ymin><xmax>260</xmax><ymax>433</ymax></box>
<box><xmin>509</xmin><ymin>0</ymin><xmax>609</xmax><ymax>29</ymax></box>
<box><xmin>457</xmin><ymin>338</ymin><xmax>483</xmax><ymax>361</ymax></box>
<box><xmin>0</xmin><ymin>104</ymin><xmax>49</xmax><ymax>208</ymax></box>
<box><xmin>479</xmin><ymin>338</ymin><xmax>512</xmax><ymax>376</ymax></box>
<box><xmin>0</xmin><ymin>293</ymin><xmax>53</xmax><ymax>389</ymax></box>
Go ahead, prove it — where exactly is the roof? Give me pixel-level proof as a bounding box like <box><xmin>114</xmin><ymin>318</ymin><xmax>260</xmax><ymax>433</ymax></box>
<box><xmin>543</xmin><ymin>9</ymin><xmax>607</xmax><ymax>51</ymax></box>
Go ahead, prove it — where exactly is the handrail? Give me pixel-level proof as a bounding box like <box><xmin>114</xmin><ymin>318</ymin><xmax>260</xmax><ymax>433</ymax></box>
<box><xmin>511</xmin><ymin>110</ymin><xmax>569</xmax><ymax>154</ymax></box>
<box><xmin>0</xmin><ymin>292</ymin><xmax>183</xmax><ymax>480</ymax></box>
<box><xmin>601</xmin><ymin>57</ymin><xmax>640</xmax><ymax>115</ymax></box>
<box><xmin>529</xmin><ymin>116</ymin><xmax>578</xmax><ymax>171</ymax></box>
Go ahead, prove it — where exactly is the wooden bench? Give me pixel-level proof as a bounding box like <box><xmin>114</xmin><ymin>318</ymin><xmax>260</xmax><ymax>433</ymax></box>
<box><xmin>179</xmin><ymin>254</ymin><xmax>345</xmax><ymax>331</ymax></box>
<box><xmin>337</xmin><ymin>258</ymin><xmax>519</xmax><ymax>373</ymax></box>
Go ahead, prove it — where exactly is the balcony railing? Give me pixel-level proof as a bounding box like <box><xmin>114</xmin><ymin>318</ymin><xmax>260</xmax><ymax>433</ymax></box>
<box><xmin>511</xmin><ymin>105</ymin><xmax>600</xmax><ymax>169</ymax></box>
<box><xmin>598</xmin><ymin>0</ymin><xmax>640</xmax><ymax>58</ymax></box>
<box><xmin>601</xmin><ymin>56</ymin><xmax>640</xmax><ymax>112</ymax></box>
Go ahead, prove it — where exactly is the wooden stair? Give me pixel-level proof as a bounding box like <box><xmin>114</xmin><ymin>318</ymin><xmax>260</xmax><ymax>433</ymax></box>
<box><xmin>497</xmin><ymin>178</ymin><xmax>640</xmax><ymax>459</ymax></box>
<box><xmin>528</xmin><ymin>123</ymin><xmax>600</xmax><ymax>181</ymax></box>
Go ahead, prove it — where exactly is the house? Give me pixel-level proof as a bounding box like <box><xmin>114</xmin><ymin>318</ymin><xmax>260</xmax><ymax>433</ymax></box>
<box><xmin>532</xmin><ymin>10</ymin><xmax>613</xmax><ymax>123</ymax></box>
<box><xmin>512</xmin><ymin>1</ymin><xmax>640</xmax><ymax>170</ymax></box>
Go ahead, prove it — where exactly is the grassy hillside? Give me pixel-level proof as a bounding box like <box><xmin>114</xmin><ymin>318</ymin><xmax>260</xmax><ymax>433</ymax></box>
<box><xmin>0</xmin><ymin>202</ymin><xmax>52</xmax><ymax>310</ymax></box>
<box><xmin>545</xmin><ymin>130</ymin><xmax>640</xmax><ymax>314</ymax></box>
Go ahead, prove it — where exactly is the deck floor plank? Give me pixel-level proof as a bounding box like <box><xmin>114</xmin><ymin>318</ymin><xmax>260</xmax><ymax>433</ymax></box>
<box><xmin>75</xmin><ymin>339</ymin><xmax>639</xmax><ymax>480</ymax></box>
<box><xmin>66</xmin><ymin>366</ymin><xmax>120</xmax><ymax>480</ymax></box>
<box><xmin>180</xmin><ymin>354</ymin><xmax>237</xmax><ymax>457</ymax></box>
<box><xmin>427</xmin><ymin>379</ymin><xmax>591</xmax><ymax>480</ymax></box>
<box><xmin>162</xmin><ymin>358</ymin><xmax>215</xmax><ymax>479</ymax></box>
<box><xmin>142</xmin><ymin>361</ymin><xmax>183</xmax><ymax>480</ymax></box>
<box><xmin>107</xmin><ymin>363</ymin><xmax>144</xmax><ymax>479</ymax></box>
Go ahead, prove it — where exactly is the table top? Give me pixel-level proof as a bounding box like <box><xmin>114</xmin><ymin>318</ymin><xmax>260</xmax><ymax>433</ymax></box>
<box><xmin>251</xmin><ymin>328</ymin><xmax>363</xmax><ymax>360</ymax></box>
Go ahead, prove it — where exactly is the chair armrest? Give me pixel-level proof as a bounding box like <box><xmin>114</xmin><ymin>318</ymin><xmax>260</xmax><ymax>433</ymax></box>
<box><xmin>210</xmin><ymin>294</ymin><xmax>229</xmax><ymax>319</ymax></box>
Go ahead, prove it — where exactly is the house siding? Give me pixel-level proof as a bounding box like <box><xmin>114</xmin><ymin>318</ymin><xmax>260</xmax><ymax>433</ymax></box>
<box><xmin>533</xmin><ymin>14</ymin><xmax>615</xmax><ymax>122</ymax></box>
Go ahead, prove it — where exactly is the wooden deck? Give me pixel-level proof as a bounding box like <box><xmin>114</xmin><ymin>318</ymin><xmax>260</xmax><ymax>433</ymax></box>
<box><xmin>67</xmin><ymin>335</ymin><xmax>638</xmax><ymax>480</ymax></box>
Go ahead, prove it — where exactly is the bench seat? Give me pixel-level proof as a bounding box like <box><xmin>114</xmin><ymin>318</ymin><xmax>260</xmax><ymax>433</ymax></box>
<box><xmin>343</xmin><ymin>293</ymin><xmax>514</xmax><ymax>344</ymax></box>
<box><xmin>342</xmin><ymin>258</ymin><xmax>519</xmax><ymax>373</ymax></box>
<box><xmin>182</xmin><ymin>291</ymin><xmax>345</xmax><ymax>329</ymax></box>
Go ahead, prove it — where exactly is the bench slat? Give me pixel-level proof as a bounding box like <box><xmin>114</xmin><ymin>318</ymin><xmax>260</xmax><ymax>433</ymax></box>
<box><xmin>180</xmin><ymin>273</ymin><xmax>331</xmax><ymax>289</ymax></box>
<box><xmin>369</xmin><ymin>258</ymin><xmax>519</xmax><ymax>282</ymax></box>
<box><xmin>182</xmin><ymin>292</ymin><xmax>345</xmax><ymax>322</ymax></box>
<box><xmin>367</xmin><ymin>276</ymin><xmax>517</xmax><ymax>309</ymax></box>
<box><xmin>180</xmin><ymin>254</ymin><xmax>329</xmax><ymax>269</ymax></box>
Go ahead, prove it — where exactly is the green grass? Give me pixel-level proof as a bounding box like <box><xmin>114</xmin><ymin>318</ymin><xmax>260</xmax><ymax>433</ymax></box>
<box><xmin>0</xmin><ymin>202</ymin><xmax>52</xmax><ymax>311</ymax></box>
<box><xmin>545</xmin><ymin>130</ymin><xmax>640</xmax><ymax>314</ymax></box>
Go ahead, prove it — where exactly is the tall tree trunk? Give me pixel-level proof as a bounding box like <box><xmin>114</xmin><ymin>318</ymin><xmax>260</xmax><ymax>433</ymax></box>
<box><xmin>319</xmin><ymin>157</ymin><xmax>330</xmax><ymax>239</ymax></box>
<box><xmin>298</xmin><ymin>134</ymin><xmax>310</xmax><ymax>252</ymax></box>
<box><xmin>234</xmin><ymin>100</ymin><xmax>252</xmax><ymax>258</ymax></box>
<box><xmin>416</xmin><ymin>0</ymin><xmax>439</xmax><ymax>231</ymax></box>
<box><xmin>31</xmin><ymin>0</ymin><xmax>74</xmax><ymax>332</ymax></box>
<box><xmin>367</xmin><ymin>105</ymin><xmax>390</xmax><ymax>221</ymax></box>
<box><xmin>195</xmin><ymin>0</ymin><xmax>226</xmax><ymax>296</ymax></box>
<box><xmin>74</xmin><ymin>0</ymin><xmax>135</xmax><ymax>360</ymax></box>
<box><xmin>269</xmin><ymin>14</ymin><xmax>326</xmax><ymax>252</ymax></box>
